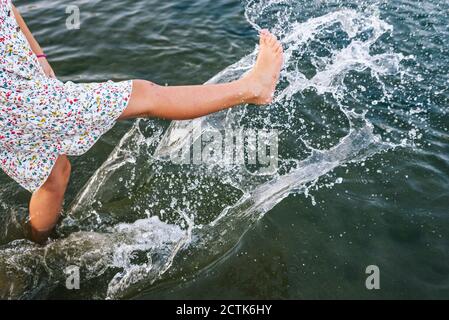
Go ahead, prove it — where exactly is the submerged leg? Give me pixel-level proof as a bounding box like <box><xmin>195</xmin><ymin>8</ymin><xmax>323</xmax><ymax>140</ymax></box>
<box><xmin>120</xmin><ymin>30</ymin><xmax>283</xmax><ymax>121</ymax></box>
<box><xmin>29</xmin><ymin>155</ymin><xmax>71</xmax><ymax>244</ymax></box>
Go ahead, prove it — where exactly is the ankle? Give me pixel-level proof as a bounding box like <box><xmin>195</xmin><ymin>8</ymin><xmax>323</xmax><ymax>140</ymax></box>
<box><xmin>30</xmin><ymin>226</ymin><xmax>54</xmax><ymax>244</ymax></box>
<box><xmin>236</xmin><ymin>77</ymin><xmax>257</xmax><ymax>104</ymax></box>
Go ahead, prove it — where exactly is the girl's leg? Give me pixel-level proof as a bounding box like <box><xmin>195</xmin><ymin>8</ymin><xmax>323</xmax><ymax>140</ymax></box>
<box><xmin>120</xmin><ymin>31</ymin><xmax>283</xmax><ymax>121</ymax></box>
<box><xmin>29</xmin><ymin>155</ymin><xmax>71</xmax><ymax>243</ymax></box>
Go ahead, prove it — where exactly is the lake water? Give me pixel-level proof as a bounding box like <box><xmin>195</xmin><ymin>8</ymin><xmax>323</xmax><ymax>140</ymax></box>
<box><xmin>0</xmin><ymin>0</ymin><xmax>448</xmax><ymax>299</ymax></box>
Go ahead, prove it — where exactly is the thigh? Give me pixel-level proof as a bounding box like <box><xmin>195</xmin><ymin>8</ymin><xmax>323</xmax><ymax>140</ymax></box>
<box><xmin>119</xmin><ymin>79</ymin><xmax>159</xmax><ymax>120</ymax></box>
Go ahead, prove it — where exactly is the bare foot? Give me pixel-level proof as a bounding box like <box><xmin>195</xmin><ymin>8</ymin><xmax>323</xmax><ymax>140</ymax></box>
<box><xmin>242</xmin><ymin>30</ymin><xmax>284</xmax><ymax>105</ymax></box>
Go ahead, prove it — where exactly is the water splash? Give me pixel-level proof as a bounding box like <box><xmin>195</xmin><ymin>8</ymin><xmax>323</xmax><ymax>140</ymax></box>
<box><xmin>0</xmin><ymin>0</ymin><xmax>412</xmax><ymax>299</ymax></box>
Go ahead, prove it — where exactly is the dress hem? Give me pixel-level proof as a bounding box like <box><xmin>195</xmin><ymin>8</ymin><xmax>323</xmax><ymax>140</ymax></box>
<box><xmin>30</xmin><ymin>79</ymin><xmax>134</xmax><ymax>193</ymax></box>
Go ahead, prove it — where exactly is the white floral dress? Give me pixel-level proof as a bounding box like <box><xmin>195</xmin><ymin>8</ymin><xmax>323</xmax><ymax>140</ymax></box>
<box><xmin>0</xmin><ymin>0</ymin><xmax>133</xmax><ymax>192</ymax></box>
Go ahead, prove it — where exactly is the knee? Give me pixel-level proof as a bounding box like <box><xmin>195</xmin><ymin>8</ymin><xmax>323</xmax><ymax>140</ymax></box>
<box><xmin>134</xmin><ymin>79</ymin><xmax>159</xmax><ymax>90</ymax></box>
<box><xmin>122</xmin><ymin>80</ymin><xmax>162</xmax><ymax>119</ymax></box>
<box><xmin>43</xmin><ymin>157</ymin><xmax>71</xmax><ymax>193</ymax></box>
<box><xmin>133</xmin><ymin>79</ymin><xmax>161</xmax><ymax>100</ymax></box>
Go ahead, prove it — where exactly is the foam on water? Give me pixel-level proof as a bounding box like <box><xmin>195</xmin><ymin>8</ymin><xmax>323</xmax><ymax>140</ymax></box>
<box><xmin>0</xmin><ymin>0</ymin><xmax>414</xmax><ymax>299</ymax></box>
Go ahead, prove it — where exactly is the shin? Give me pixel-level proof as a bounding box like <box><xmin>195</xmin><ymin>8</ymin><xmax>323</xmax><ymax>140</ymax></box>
<box><xmin>29</xmin><ymin>155</ymin><xmax>71</xmax><ymax>243</ymax></box>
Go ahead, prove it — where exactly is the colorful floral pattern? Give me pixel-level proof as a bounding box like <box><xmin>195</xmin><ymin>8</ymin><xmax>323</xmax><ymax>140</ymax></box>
<box><xmin>0</xmin><ymin>0</ymin><xmax>133</xmax><ymax>192</ymax></box>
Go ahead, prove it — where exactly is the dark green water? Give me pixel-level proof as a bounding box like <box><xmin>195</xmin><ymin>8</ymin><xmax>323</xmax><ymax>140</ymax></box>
<box><xmin>0</xmin><ymin>0</ymin><xmax>448</xmax><ymax>299</ymax></box>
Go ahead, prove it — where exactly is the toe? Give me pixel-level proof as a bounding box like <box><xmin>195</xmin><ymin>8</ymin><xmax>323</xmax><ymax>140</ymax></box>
<box><xmin>259</xmin><ymin>29</ymin><xmax>270</xmax><ymax>40</ymax></box>
<box><xmin>275</xmin><ymin>43</ymin><xmax>283</xmax><ymax>53</ymax></box>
